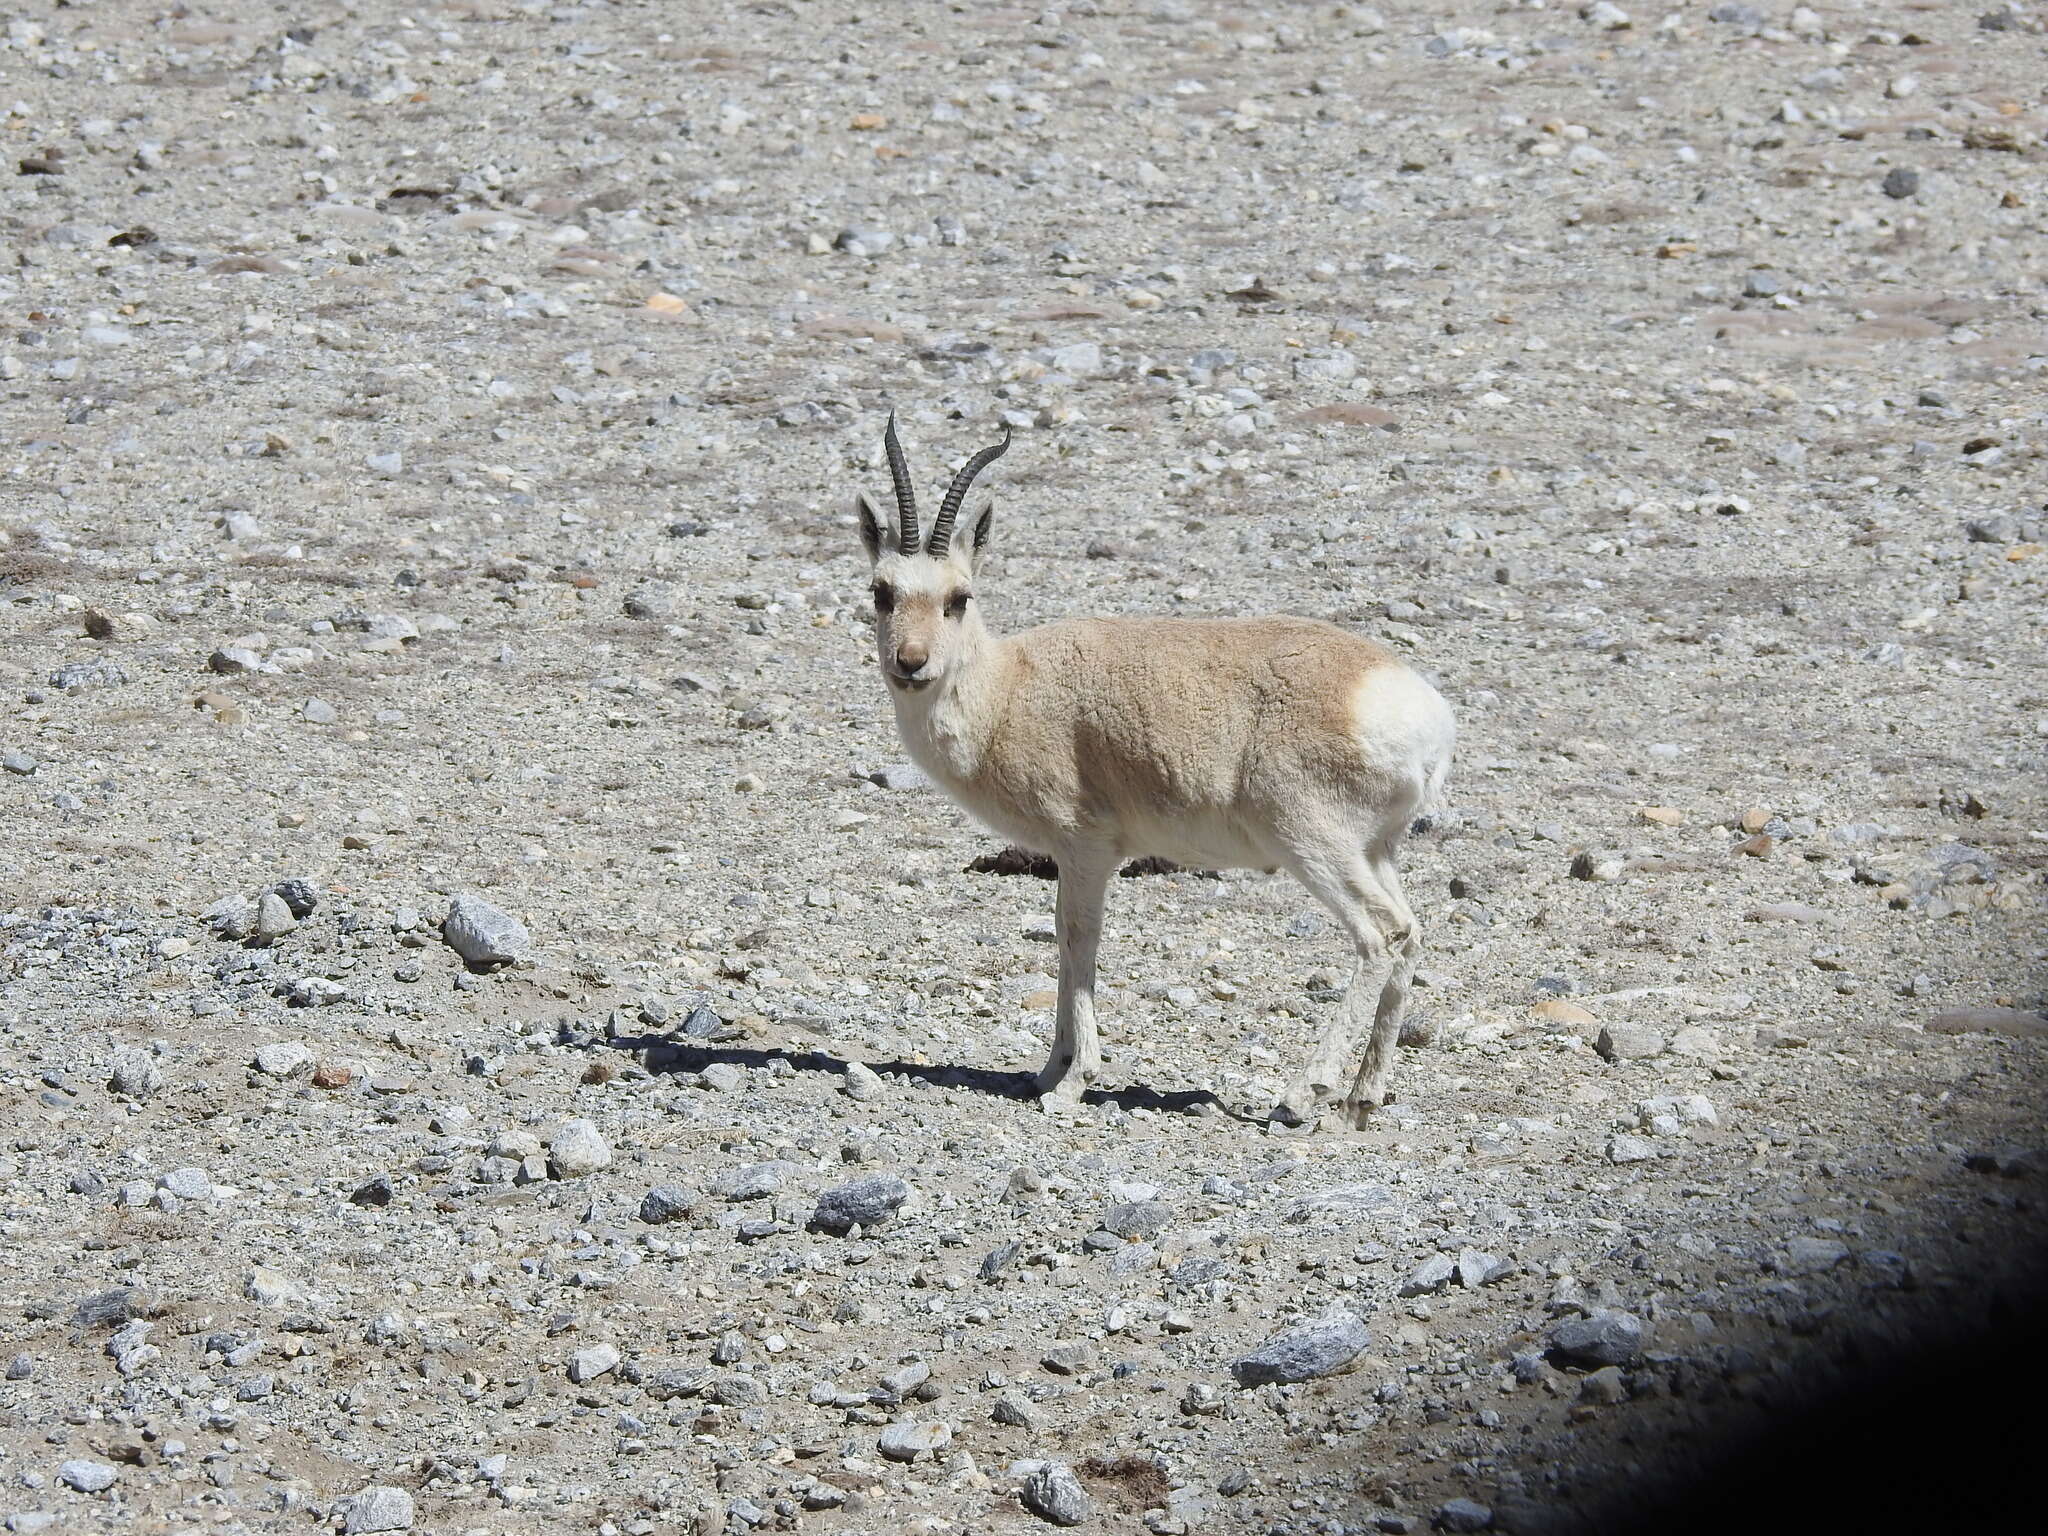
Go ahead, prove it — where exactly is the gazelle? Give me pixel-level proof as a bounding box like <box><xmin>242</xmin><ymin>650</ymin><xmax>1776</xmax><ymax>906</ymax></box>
<box><xmin>854</xmin><ymin>417</ymin><xmax>1455</xmax><ymax>1128</ymax></box>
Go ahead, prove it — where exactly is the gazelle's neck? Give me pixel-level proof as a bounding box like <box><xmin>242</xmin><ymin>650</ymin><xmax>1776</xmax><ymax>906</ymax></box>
<box><xmin>889</xmin><ymin>611</ymin><xmax>1005</xmax><ymax>782</ymax></box>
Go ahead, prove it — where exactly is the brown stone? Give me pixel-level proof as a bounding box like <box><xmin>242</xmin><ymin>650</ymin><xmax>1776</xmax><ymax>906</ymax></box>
<box><xmin>1298</xmin><ymin>403</ymin><xmax>1400</xmax><ymax>430</ymax></box>
<box><xmin>193</xmin><ymin>690</ymin><xmax>244</xmax><ymax>724</ymax></box>
<box><xmin>311</xmin><ymin>1064</ymin><xmax>352</xmax><ymax>1089</ymax></box>
<box><xmin>1744</xmin><ymin>902</ymin><xmax>1832</xmax><ymax>925</ymax></box>
<box><xmin>1927</xmin><ymin>1008</ymin><xmax>2048</xmax><ymax>1039</ymax></box>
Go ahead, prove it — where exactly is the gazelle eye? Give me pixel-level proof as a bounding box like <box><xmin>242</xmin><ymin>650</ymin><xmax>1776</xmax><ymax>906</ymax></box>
<box><xmin>944</xmin><ymin>591</ymin><xmax>971</xmax><ymax>619</ymax></box>
<box><xmin>871</xmin><ymin>584</ymin><xmax>895</xmax><ymax>614</ymax></box>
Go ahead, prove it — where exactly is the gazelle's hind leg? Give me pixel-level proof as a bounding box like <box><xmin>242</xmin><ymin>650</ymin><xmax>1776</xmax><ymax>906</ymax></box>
<box><xmin>1339</xmin><ymin>853</ymin><xmax>1422</xmax><ymax>1127</ymax></box>
<box><xmin>1270</xmin><ymin>843</ymin><xmax>1409</xmax><ymax>1128</ymax></box>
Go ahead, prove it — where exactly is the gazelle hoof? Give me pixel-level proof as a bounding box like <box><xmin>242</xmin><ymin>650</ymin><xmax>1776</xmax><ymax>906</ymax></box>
<box><xmin>1265</xmin><ymin>1097</ymin><xmax>1316</xmax><ymax>1130</ymax></box>
<box><xmin>1338</xmin><ymin>1091</ymin><xmax>1391</xmax><ymax>1129</ymax></box>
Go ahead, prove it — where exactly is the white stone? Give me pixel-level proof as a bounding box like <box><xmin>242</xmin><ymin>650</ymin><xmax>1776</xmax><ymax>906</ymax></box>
<box><xmin>254</xmin><ymin>1042</ymin><xmax>314</xmax><ymax>1078</ymax></box>
<box><xmin>568</xmin><ymin>1342</ymin><xmax>621</xmax><ymax>1383</ymax></box>
<box><xmin>59</xmin><ymin>1460</ymin><xmax>118</xmax><ymax>1493</ymax></box>
<box><xmin>548</xmin><ymin>1118</ymin><xmax>612</xmax><ymax>1178</ymax></box>
<box><xmin>344</xmin><ymin>1486</ymin><xmax>415</xmax><ymax>1533</ymax></box>
<box><xmin>245</xmin><ymin>1266</ymin><xmax>303</xmax><ymax>1307</ymax></box>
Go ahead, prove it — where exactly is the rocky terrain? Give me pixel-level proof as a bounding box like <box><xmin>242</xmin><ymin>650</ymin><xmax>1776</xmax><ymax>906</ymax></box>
<box><xmin>2</xmin><ymin>0</ymin><xmax>2045</xmax><ymax>1532</ymax></box>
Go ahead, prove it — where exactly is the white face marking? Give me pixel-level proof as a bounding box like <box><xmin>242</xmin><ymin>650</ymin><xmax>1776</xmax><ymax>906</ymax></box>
<box><xmin>868</xmin><ymin>550</ymin><xmax>975</xmax><ymax>694</ymax></box>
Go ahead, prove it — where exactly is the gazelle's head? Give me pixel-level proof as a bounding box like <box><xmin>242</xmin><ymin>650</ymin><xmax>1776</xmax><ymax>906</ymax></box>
<box><xmin>855</xmin><ymin>414</ymin><xmax>1010</xmax><ymax>695</ymax></box>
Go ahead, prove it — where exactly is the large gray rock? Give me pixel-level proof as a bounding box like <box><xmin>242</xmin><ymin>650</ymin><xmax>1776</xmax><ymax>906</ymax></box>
<box><xmin>1606</xmin><ymin>1134</ymin><xmax>1657</xmax><ymax>1165</ymax></box>
<box><xmin>877</xmin><ymin>1420</ymin><xmax>951</xmax><ymax>1461</ymax></box>
<box><xmin>1400</xmin><ymin>1254</ymin><xmax>1456</xmax><ymax>1297</ymax></box>
<box><xmin>1288</xmin><ymin>1182</ymin><xmax>1397</xmax><ymax>1222</ymax></box>
<box><xmin>1595</xmin><ymin>1024</ymin><xmax>1667</xmax><ymax>1061</ymax></box>
<box><xmin>107</xmin><ymin>1047</ymin><xmax>163</xmax><ymax>1099</ymax></box>
<box><xmin>245</xmin><ymin>1266</ymin><xmax>303</xmax><ymax>1307</ymax></box>
<box><xmin>1041</xmin><ymin>1341</ymin><xmax>1099</xmax><ymax>1376</ymax></box>
<box><xmin>639</xmin><ymin>1185</ymin><xmax>696</xmax><ymax>1224</ymax></box>
<box><xmin>812</xmin><ymin>1174</ymin><xmax>911</xmax><ymax>1232</ymax></box>
<box><xmin>548</xmin><ymin>1119</ymin><xmax>612</xmax><ymax>1178</ymax></box>
<box><xmin>343</xmin><ymin>1486</ymin><xmax>415</xmax><ymax>1533</ymax></box>
<box><xmin>202</xmin><ymin>892</ymin><xmax>257</xmax><ymax>940</ymax></box>
<box><xmin>158</xmin><ymin>1168</ymin><xmax>212</xmax><ymax>1200</ymax></box>
<box><xmin>710</xmin><ymin>1160</ymin><xmax>801</xmax><ymax>1201</ymax></box>
<box><xmin>1546</xmin><ymin>1309</ymin><xmax>1647</xmax><ymax>1369</ymax></box>
<box><xmin>440</xmin><ymin>893</ymin><xmax>531</xmax><ymax>967</ymax></box>
<box><xmin>1782</xmin><ymin>1236</ymin><xmax>1851</xmax><ymax>1275</ymax></box>
<box><xmin>254</xmin><ymin>1042</ymin><xmax>314</xmax><ymax>1078</ymax></box>
<box><xmin>1231</xmin><ymin>1310</ymin><xmax>1370</xmax><ymax>1386</ymax></box>
<box><xmin>1021</xmin><ymin>1460</ymin><xmax>1092</xmax><ymax>1526</ymax></box>
<box><xmin>1456</xmin><ymin>1249</ymin><xmax>1511</xmax><ymax>1287</ymax></box>
<box><xmin>992</xmin><ymin>1393</ymin><xmax>1038</xmax><ymax>1427</ymax></box>
<box><xmin>568</xmin><ymin>1343</ymin><xmax>621</xmax><ymax>1383</ymax></box>
<box><xmin>1101</xmin><ymin>1199</ymin><xmax>1171</xmax><ymax>1240</ymax></box>
<box><xmin>1436</xmin><ymin>1497</ymin><xmax>1494</xmax><ymax>1532</ymax></box>
<box><xmin>251</xmin><ymin>890</ymin><xmax>298</xmax><ymax>942</ymax></box>
<box><xmin>58</xmin><ymin>1459</ymin><xmax>118</xmax><ymax>1493</ymax></box>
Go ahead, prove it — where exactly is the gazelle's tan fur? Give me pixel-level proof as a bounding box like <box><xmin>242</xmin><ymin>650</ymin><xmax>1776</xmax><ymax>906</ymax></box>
<box><xmin>855</xmin><ymin>420</ymin><xmax>1454</xmax><ymax>1128</ymax></box>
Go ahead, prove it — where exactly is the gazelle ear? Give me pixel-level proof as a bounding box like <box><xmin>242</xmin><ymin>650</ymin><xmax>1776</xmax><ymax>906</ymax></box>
<box><xmin>969</xmin><ymin>502</ymin><xmax>995</xmax><ymax>568</ymax></box>
<box><xmin>856</xmin><ymin>491</ymin><xmax>885</xmax><ymax>563</ymax></box>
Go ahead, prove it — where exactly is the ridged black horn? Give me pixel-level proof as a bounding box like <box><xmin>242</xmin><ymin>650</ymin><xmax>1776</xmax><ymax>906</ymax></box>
<box><xmin>884</xmin><ymin>411</ymin><xmax>919</xmax><ymax>555</ymax></box>
<box><xmin>928</xmin><ymin>425</ymin><xmax>1010</xmax><ymax>556</ymax></box>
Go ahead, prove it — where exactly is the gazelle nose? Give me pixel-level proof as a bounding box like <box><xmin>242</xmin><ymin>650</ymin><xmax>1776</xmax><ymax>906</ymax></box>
<box><xmin>894</xmin><ymin>644</ymin><xmax>929</xmax><ymax>675</ymax></box>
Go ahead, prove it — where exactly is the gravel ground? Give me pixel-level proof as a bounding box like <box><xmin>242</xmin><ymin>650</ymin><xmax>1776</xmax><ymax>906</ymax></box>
<box><xmin>3</xmin><ymin>1</ymin><xmax>2045</xmax><ymax>1533</ymax></box>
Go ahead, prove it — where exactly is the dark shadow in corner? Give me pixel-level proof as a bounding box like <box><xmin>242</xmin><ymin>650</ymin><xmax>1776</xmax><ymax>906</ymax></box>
<box><xmin>1590</xmin><ymin>1266</ymin><xmax>2048</xmax><ymax>1536</ymax></box>
<box><xmin>602</xmin><ymin>1035</ymin><xmax>1235</xmax><ymax>1120</ymax></box>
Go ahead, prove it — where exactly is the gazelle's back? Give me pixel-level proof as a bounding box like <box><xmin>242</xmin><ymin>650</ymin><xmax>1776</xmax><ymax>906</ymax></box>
<box><xmin>976</xmin><ymin>614</ymin><xmax>1449</xmax><ymax>867</ymax></box>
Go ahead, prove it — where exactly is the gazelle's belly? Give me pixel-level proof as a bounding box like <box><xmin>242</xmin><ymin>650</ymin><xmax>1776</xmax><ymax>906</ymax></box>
<box><xmin>1115</xmin><ymin>805</ymin><xmax>1279</xmax><ymax>873</ymax></box>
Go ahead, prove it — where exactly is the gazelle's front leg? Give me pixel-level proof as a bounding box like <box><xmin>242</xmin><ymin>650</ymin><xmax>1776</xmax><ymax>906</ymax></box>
<box><xmin>1035</xmin><ymin>851</ymin><xmax>1114</xmax><ymax>1107</ymax></box>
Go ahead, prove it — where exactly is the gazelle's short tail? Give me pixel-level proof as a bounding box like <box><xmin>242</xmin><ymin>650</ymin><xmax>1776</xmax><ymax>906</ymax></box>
<box><xmin>1408</xmin><ymin>726</ymin><xmax>1455</xmax><ymax>837</ymax></box>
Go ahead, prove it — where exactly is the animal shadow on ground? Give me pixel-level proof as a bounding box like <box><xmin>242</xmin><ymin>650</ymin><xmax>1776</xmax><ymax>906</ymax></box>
<box><xmin>595</xmin><ymin>846</ymin><xmax>1342</xmax><ymax>1123</ymax></box>
<box><xmin>602</xmin><ymin>1035</ymin><xmax>1233</xmax><ymax>1120</ymax></box>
